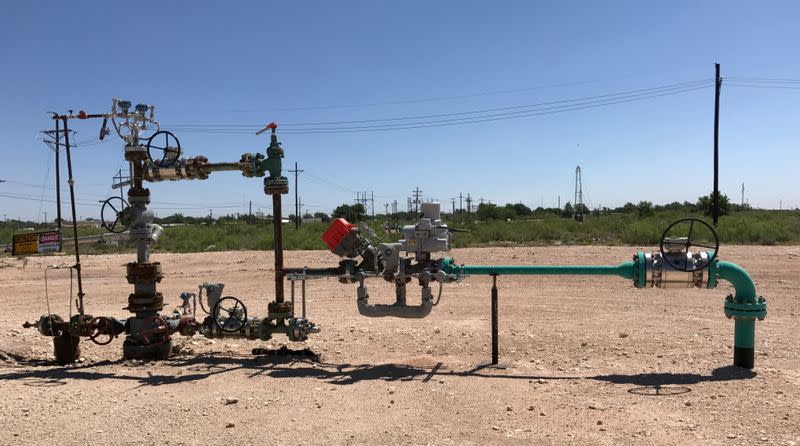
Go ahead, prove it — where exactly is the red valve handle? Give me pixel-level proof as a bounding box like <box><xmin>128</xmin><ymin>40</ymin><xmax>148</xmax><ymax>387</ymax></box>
<box><xmin>88</xmin><ymin>317</ymin><xmax>116</xmax><ymax>346</ymax></box>
<box><xmin>139</xmin><ymin>316</ymin><xmax>171</xmax><ymax>346</ymax></box>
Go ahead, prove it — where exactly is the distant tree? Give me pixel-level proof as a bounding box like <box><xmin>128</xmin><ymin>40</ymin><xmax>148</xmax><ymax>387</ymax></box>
<box><xmin>313</xmin><ymin>211</ymin><xmax>330</xmax><ymax>220</ymax></box>
<box><xmin>636</xmin><ymin>201</ymin><xmax>654</xmax><ymax>218</ymax></box>
<box><xmin>477</xmin><ymin>203</ymin><xmax>500</xmax><ymax>220</ymax></box>
<box><xmin>332</xmin><ymin>203</ymin><xmax>366</xmax><ymax>222</ymax></box>
<box><xmin>695</xmin><ymin>192</ymin><xmax>730</xmax><ymax>217</ymax></box>
<box><xmin>574</xmin><ymin>203</ymin><xmax>590</xmax><ymax>216</ymax></box>
<box><xmin>619</xmin><ymin>202</ymin><xmax>636</xmax><ymax>214</ymax></box>
<box><xmin>561</xmin><ymin>202</ymin><xmax>574</xmax><ymax>218</ymax></box>
<box><xmin>510</xmin><ymin>202</ymin><xmax>532</xmax><ymax>216</ymax></box>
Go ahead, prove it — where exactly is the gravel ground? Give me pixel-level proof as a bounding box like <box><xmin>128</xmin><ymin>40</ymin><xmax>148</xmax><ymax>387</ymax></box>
<box><xmin>0</xmin><ymin>246</ymin><xmax>798</xmax><ymax>445</ymax></box>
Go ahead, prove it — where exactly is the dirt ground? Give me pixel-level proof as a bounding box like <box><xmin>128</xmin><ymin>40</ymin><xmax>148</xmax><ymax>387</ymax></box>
<box><xmin>0</xmin><ymin>245</ymin><xmax>798</xmax><ymax>445</ymax></box>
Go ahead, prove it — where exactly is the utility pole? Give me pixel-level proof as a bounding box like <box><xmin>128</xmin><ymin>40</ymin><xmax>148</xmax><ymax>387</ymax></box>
<box><xmin>458</xmin><ymin>192</ymin><xmax>464</xmax><ymax>214</ymax></box>
<box><xmin>112</xmin><ymin>168</ymin><xmax>130</xmax><ymax>200</ymax></box>
<box><xmin>466</xmin><ymin>193</ymin><xmax>472</xmax><ymax>214</ymax></box>
<box><xmin>249</xmin><ymin>200</ymin><xmax>253</xmax><ymax>221</ymax></box>
<box><xmin>42</xmin><ymin>125</ymin><xmax>65</xmax><ymax>231</ymax></box>
<box><xmin>371</xmin><ymin>190</ymin><xmax>375</xmax><ymax>219</ymax></box>
<box><xmin>558</xmin><ymin>194</ymin><xmax>561</xmax><ymax>209</ymax></box>
<box><xmin>298</xmin><ymin>197</ymin><xmax>304</xmax><ymax>221</ymax></box>
<box><xmin>712</xmin><ymin>63</ymin><xmax>722</xmax><ymax>226</ymax></box>
<box><xmin>412</xmin><ymin>186</ymin><xmax>423</xmax><ymax>214</ymax></box>
<box><xmin>451</xmin><ymin>198</ymin><xmax>456</xmax><ymax>216</ymax></box>
<box><xmin>289</xmin><ymin>162</ymin><xmax>303</xmax><ymax>228</ymax></box>
<box><xmin>384</xmin><ymin>203</ymin><xmax>389</xmax><ymax>215</ymax></box>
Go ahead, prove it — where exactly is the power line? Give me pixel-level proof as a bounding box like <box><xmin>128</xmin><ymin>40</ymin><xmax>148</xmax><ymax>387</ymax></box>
<box><xmin>221</xmin><ymin>77</ymin><xmax>621</xmax><ymax>113</ymax></box>
<box><xmin>164</xmin><ymin>79</ymin><xmax>712</xmax><ymax>134</ymax></box>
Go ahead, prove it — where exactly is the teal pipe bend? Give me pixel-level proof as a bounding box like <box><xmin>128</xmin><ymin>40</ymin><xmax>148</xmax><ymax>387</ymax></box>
<box><xmin>715</xmin><ymin>261</ymin><xmax>757</xmax><ymax>302</ymax></box>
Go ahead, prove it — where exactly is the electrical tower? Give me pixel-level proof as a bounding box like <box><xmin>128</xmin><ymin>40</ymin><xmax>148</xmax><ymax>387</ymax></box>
<box><xmin>741</xmin><ymin>183</ymin><xmax>745</xmax><ymax>207</ymax></box>
<box><xmin>574</xmin><ymin>165</ymin><xmax>584</xmax><ymax>222</ymax></box>
<box><xmin>355</xmin><ymin>192</ymin><xmax>370</xmax><ymax>218</ymax></box>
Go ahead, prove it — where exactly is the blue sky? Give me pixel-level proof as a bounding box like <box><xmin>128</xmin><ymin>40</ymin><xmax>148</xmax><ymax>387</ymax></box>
<box><xmin>1</xmin><ymin>1</ymin><xmax>798</xmax><ymax>221</ymax></box>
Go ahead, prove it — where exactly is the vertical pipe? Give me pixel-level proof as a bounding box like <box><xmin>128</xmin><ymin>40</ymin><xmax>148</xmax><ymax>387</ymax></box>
<box><xmin>290</xmin><ymin>275</ymin><xmax>295</xmax><ymax>316</ymax></box>
<box><xmin>717</xmin><ymin>261</ymin><xmax>759</xmax><ymax>369</ymax></box>
<box><xmin>733</xmin><ymin>319</ymin><xmax>755</xmax><ymax>369</ymax></box>
<box><xmin>62</xmin><ymin>117</ymin><xmax>85</xmax><ymax>315</ymax></box>
<box><xmin>272</xmin><ymin>193</ymin><xmax>284</xmax><ymax>303</ymax></box>
<box><xmin>301</xmin><ymin>278</ymin><xmax>306</xmax><ymax>318</ymax></box>
<box><xmin>713</xmin><ymin>63</ymin><xmax>721</xmax><ymax>226</ymax></box>
<box><xmin>491</xmin><ymin>274</ymin><xmax>499</xmax><ymax>365</ymax></box>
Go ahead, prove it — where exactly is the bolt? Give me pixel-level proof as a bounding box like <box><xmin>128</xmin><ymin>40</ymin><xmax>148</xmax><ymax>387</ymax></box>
<box><xmin>758</xmin><ymin>297</ymin><xmax>766</xmax><ymax>304</ymax></box>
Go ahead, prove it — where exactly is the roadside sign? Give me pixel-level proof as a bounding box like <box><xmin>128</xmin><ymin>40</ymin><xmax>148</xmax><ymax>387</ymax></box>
<box><xmin>11</xmin><ymin>230</ymin><xmax>62</xmax><ymax>256</ymax></box>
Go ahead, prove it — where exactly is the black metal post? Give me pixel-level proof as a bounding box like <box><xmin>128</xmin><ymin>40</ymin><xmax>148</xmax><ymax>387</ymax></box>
<box><xmin>491</xmin><ymin>274</ymin><xmax>499</xmax><ymax>365</ymax></box>
<box><xmin>273</xmin><ymin>193</ymin><xmax>284</xmax><ymax>303</ymax></box>
<box><xmin>713</xmin><ymin>63</ymin><xmax>721</xmax><ymax>226</ymax></box>
<box><xmin>61</xmin><ymin>116</ymin><xmax>85</xmax><ymax>315</ymax></box>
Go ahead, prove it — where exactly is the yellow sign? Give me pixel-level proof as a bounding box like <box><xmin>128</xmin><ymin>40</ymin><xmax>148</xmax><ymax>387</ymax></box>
<box><xmin>12</xmin><ymin>231</ymin><xmax>61</xmax><ymax>256</ymax></box>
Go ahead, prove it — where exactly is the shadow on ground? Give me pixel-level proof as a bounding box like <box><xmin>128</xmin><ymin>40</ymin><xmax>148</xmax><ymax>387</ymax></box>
<box><xmin>0</xmin><ymin>350</ymin><xmax>757</xmax><ymax>392</ymax></box>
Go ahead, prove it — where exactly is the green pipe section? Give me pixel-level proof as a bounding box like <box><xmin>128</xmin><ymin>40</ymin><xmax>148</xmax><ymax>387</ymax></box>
<box><xmin>442</xmin><ymin>257</ymin><xmax>635</xmax><ymax>280</ymax></box>
<box><xmin>715</xmin><ymin>260</ymin><xmax>765</xmax><ymax>369</ymax></box>
<box><xmin>442</xmin><ymin>255</ymin><xmax>765</xmax><ymax>369</ymax></box>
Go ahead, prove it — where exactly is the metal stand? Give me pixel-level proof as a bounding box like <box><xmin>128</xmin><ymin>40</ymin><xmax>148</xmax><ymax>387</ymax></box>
<box><xmin>479</xmin><ymin>274</ymin><xmax>506</xmax><ymax>369</ymax></box>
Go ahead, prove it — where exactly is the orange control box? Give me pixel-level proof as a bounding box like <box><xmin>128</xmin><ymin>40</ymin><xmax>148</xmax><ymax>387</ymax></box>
<box><xmin>321</xmin><ymin>218</ymin><xmax>356</xmax><ymax>251</ymax></box>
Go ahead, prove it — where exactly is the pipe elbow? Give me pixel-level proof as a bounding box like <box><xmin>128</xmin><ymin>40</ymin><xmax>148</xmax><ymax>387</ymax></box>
<box><xmin>356</xmin><ymin>297</ymin><xmax>433</xmax><ymax>318</ymax></box>
<box><xmin>715</xmin><ymin>261</ymin><xmax>757</xmax><ymax>301</ymax></box>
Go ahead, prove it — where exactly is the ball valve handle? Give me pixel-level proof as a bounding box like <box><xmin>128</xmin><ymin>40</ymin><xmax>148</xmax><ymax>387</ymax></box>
<box><xmin>659</xmin><ymin>218</ymin><xmax>720</xmax><ymax>272</ymax></box>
